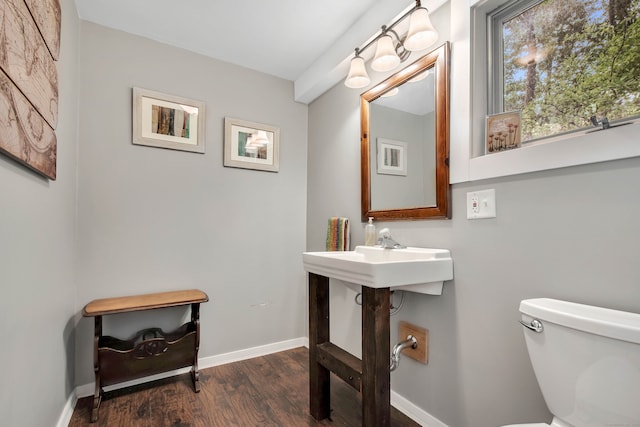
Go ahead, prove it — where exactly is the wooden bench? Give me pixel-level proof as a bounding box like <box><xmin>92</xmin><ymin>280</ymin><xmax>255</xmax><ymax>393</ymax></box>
<box><xmin>82</xmin><ymin>289</ymin><xmax>209</xmax><ymax>423</ymax></box>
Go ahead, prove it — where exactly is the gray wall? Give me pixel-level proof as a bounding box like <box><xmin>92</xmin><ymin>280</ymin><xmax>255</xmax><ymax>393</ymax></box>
<box><xmin>307</xmin><ymin>3</ymin><xmax>640</xmax><ymax>427</ymax></box>
<box><xmin>3</xmin><ymin>2</ymin><xmax>638</xmax><ymax>425</ymax></box>
<box><xmin>0</xmin><ymin>0</ymin><xmax>79</xmax><ymax>425</ymax></box>
<box><xmin>370</xmin><ymin>105</ymin><xmax>434</xmax><ymax>210</ymax></box>
<box><xmin>74</xmin><ymin>22</ymin><xmax>309</xmax><ymax>385</ymax></box>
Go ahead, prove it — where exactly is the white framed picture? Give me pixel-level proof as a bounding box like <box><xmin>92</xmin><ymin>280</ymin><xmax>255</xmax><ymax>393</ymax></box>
<box><xmin>377</xmin><ymin>138</ymin><xmax>407</xmax><ymax>176</ymax></box>
<box><xmin>485</xmin><ymin>110</ymin><xmax>521</xmax><ymax>154</ymax></box>
<box><xmin>224</xmin><ymin>117</ymin><xmax>280</xmax><ymax>172</ymax></box>
<box><xmin>132</xmin><ymin>87</ymin><xmax>205</xmax><ymax>153</ymax></box>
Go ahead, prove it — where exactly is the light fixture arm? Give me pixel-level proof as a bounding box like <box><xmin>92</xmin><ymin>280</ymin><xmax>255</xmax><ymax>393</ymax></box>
<box><xmin>355</xmin><ymin>27</ymin><xmax>388</xmax><ymax>60</ymax></box>
<box><xmin>354</xmin><ymin>0</ymin><xmax>423</xmax><ymax>60</ymax></box>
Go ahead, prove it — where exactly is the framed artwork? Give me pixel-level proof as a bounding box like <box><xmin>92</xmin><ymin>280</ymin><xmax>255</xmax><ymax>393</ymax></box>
<box><xmin>132</xmin><ymin>87</ymin><xmax>205</xmax><ymax>153</ymax></box>
<box><xmin>486</xmin><ymin>111</ymin><xmax>521</xmax><ymax>154</ymax></box>
<box><xmin>0</xmin><ymin>0</ymin><xmax>60</xmax><ymax>180</ymax></box>
<box><xmin>224</xmin><ymin>117</ymin><xmax>280</xmax><ymax>172</ymax></box>
<box><xmin>0</xmin><ymin>70</ymin><xmax>57</xmax><ymax>179</ymax></box>
<box><xmin>377</xmin><ymin>138</ymin><xmax>407</xmax><ymax>176</ymax></box>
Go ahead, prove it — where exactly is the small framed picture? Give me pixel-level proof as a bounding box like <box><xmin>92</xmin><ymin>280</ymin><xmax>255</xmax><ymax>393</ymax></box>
<box><xmin>132</xmin><ymin>87</ymin><xmax>205</xmax><ymax>153</ymax></box>
<box><xmin>377</xmin><ymin>138</ymin><xmax>407</xmax><ymax>176</ymax></box>
<box><xmin>224</xmin><ymin>117</ymin><xmax>280</xmax><ymax>172</ymax></box>
<box><xmin>485</xmin><ymin>111</ymin><xmax>521</xmax><ymax>154</ymax></box>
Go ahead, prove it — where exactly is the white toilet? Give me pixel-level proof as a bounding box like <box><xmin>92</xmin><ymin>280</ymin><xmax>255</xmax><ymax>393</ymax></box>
<box><xmin>504</xmin><ymin>298</ymin><xmax>640</xmax><ymax>427</ymax></box>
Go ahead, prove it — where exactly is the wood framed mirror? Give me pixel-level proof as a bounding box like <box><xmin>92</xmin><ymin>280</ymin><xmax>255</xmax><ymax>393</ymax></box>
<box><xmin>361</xmin><ymin>42</ymin><xmax>450</xmax><ymax>221</ymax></box>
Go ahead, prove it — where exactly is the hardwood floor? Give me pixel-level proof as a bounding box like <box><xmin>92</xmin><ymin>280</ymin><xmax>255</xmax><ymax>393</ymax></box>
<box><xmin>69</xmin><ymin>347</ymin><xmax>420</xmax><ymax>426</ymax></box>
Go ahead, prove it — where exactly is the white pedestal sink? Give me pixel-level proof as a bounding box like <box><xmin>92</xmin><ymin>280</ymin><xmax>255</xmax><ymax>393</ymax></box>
<box><xmin>303</xmin><ymin>245</ymin><xmax>453</xmax><ymax>295</ymax></box>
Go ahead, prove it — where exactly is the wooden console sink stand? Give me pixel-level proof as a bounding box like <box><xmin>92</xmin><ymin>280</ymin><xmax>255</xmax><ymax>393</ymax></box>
<box><xmin>308</xmin><ymin>273</ymin><xmax>391</xmax><ymax>427</ymax></box>
<box><xmin>82</xmin><ymin>289</ymin><xmax>209</xmax><ymax>423</ymax></box>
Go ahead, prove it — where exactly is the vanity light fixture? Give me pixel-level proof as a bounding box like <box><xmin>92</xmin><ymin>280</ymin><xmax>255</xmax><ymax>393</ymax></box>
<box><xmin>345</xmin><ymin>52</ymin><xmax>371</xmax><ymax>88</ymax></box>
<box><xmin>371</xmin><ymin>33</ymin><xmax>401</xmax><ymax>72</ymax></box>
<box><xmin>344</xmin><ymin>0</ymin><xmax>438</xmax><ymax>89</ymax></box>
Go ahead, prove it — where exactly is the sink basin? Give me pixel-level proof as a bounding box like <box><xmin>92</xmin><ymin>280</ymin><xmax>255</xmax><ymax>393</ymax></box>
<box><xmin>302</xmin><ymin>245</ymin><xmax>453</xmax><ymax>295</ymax></box>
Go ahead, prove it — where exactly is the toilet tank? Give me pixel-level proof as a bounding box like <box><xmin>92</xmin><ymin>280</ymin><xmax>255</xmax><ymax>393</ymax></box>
<box><xmin>519</xmin><ymin>298</ymin><xmax>640</xmax><ymax>427</ymax></box>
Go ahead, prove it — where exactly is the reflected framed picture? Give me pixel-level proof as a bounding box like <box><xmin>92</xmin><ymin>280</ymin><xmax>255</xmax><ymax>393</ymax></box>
<box><xmin>485</xmin><ymin>111</ymin><xmax>521</xmax><ymax>154</ymax></box>
<box><xmin>377</xmin><ymin>138</ymin><xmax>407</xmax><ymax>176</ymax></box>
<box><xmin>132</xmin><ymin>87</ymin><xmax>205</xmax><ymax>153</ymax></box>
<box><xmin>224</xmin><ymin>117</ymin><xmax>280</xmax><ymax>172</ymax></box>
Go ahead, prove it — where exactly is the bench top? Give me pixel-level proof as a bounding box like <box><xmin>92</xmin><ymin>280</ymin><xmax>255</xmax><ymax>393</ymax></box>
<box><xmin>83</xmin><ymin>289</ymin><xmax>209</xmax><ymax>317</ymax></box>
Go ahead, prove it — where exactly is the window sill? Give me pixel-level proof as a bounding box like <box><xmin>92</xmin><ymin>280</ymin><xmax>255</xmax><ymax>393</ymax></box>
<box><xmin>466</xmin><ymin>121</ymin><xmax>640</xmax><ymax>182</ymax></box>
<box><xmin>449</xmin><ymin>0</ymin><xmax>640</xmax><ymax>184</ymax></box>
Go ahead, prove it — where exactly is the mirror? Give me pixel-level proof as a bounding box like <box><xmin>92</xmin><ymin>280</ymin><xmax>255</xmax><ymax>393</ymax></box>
<box><xmin>361</xmin><ymin>42</ymin><xmax>450</xmax><ymax>221</ymax></box>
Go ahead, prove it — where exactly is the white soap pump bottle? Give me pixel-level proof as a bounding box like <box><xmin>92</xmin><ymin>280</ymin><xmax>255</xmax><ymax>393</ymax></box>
<box><xmin>364</xmin><ymin>217</ymin><xmax>376</xmax><ymax>246</ymax></box>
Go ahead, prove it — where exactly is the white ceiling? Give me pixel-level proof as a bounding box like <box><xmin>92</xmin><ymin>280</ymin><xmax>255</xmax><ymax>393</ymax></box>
<box><xmin>74</xmin><ymin>0</ymin><xmax>446</xmax><ymax>104</ymax></box>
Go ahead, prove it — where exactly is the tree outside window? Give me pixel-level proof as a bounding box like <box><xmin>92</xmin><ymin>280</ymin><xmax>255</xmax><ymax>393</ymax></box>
<box><xmin>493</xmin><ymin>0</ymin><xmax>640</xmax><ymax>141</ymax></box>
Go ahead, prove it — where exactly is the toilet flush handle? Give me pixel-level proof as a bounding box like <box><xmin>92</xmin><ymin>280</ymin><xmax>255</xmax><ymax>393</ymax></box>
<box><xmin>519</xmin><ymin>319</ymin><xmax>544</xmax><ymax>333</ymax></box>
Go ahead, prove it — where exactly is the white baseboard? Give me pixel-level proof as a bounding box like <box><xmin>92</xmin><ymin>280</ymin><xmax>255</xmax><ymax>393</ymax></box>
<box><xmin>57</xmin><ymin>390</ymin><xmax>77</xmax><ymax>427</ymax></box>
<box><xmin>199</xmin><ymin>337</ymin><xmax>308</xmax><ymax>370</ymax></box>
<box><xmin>65</xmin><ymin>337</ymin><xmax>446</xmax><ymax>427</ymax></box>
<box><xmin>391</xmin><ymin>390</ymin><xmax>448</xmax><ymax>427</ymax></box>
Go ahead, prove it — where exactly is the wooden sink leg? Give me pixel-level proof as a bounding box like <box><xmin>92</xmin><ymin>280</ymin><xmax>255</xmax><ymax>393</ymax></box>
<box><xmin>309</xmin><ymin>273</ymin><xmax>331</xmax><ymax>420</ymax></box>
<box><xmin>362</xmin><ymin>286</ymin><xmax>391</xmax><ymax>427</ymax></box>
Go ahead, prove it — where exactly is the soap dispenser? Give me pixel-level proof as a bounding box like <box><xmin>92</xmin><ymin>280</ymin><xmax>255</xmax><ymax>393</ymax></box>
<box><xmin>364</xmin><ymin>217</ymin><xmax>376</xmax><ymax>246</ymax></box>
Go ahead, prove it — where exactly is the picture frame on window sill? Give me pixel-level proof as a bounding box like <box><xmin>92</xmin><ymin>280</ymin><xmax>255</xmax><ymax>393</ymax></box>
<box><xmin>132</xmin><ymin>87</ymin><xmax>205</xmax><ymax>153</ymax></box>
<box><xmin>224</xmin><ymin>117</ymin><xmax>280</xmax><ymax>172</ymax></box>
<box><xmin>485</xmin><ymin>111</ymin><xmax>522</xmax><ymax>154</ymax></box>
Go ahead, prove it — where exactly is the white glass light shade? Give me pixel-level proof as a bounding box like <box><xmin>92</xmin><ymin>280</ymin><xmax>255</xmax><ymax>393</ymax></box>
<box><xmin>345</xmin><ymin>55</ymin><xmax>370</xmax><ymax>88</ymax></box>
<box><xmin>371</xmin><ymin>35</ymin><xmax>400</xmax><ymax>72</ymax></box>
<box><xmin>404</xmin><ymin>8</ymin><xmax>438</xmax><ymax>51</ymax></box>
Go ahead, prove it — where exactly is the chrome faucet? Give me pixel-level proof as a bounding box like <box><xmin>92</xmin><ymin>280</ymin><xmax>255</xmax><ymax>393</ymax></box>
<box><xmin>377</xmin><ymin>228</ymin><xmax>406</xmax><ymax>249</ymax></box>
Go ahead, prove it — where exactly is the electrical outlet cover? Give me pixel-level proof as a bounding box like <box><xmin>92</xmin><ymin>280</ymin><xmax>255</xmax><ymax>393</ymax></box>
<box><xmin>467</xmin><ymin>189</ymin><xmax>497</xmax><ymax>219</ymax></box>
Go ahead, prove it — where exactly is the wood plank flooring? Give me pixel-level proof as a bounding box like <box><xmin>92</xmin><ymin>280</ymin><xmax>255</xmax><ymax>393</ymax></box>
<box><xmin>69</xmin><ymin>347</ymin><xmax>420</xmax><ymax>426</ymax></box>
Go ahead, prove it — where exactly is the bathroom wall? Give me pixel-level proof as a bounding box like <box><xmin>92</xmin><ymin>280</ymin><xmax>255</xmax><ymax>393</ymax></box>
<box><xmin>0</xmin><ymin>0</ymin><xmax>80</xmax><ymax>425</ymax></box>
<box><xmin>75</xmin><ymin>22</ymin><xmax>309</xmax><ymax>386</ymax></box>
<box><xmin>307</xmin><ymin>2</ymin><xmax>640</xmax><ymax>426</ymax></box>
<box><xmin>370</xmin><ymin>105</ymin><xmax>433</xmax><ymax>209</ymax></box>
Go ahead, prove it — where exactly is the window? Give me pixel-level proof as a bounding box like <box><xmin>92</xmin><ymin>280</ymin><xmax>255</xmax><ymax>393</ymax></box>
<box><xmin>488</xmin><ymin>0</ymin><xmax>640</xmax><ymax>142</ymax></box>
<box><xmin>450</xmin><ymin>0</ymin><xmax>640</xmax><ymax>183</ymax></box>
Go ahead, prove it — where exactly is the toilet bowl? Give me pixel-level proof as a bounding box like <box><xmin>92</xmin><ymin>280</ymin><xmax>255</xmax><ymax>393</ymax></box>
<box><xmin>503</xmin><ymin>298</ymin><xmax>640</xmax><ymax>427</ymax></box>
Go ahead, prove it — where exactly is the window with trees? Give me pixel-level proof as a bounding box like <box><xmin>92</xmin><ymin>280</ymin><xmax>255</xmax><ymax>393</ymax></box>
<box><xmin>489</xmin><ymin>0</ymin><xmax>640</xmax><ymax>142</ymax></box>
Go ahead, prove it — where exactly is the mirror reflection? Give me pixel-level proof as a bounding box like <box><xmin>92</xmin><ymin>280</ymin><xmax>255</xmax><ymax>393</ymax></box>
<box><xmin>369</xmin><ymin>67</ymin><xmax>436</xmax><ymax>210</ymax></box>
<box><xmin>361</xmin><ymin>42</ymin><xmax>450</xmax><ymax>221</ymax></box>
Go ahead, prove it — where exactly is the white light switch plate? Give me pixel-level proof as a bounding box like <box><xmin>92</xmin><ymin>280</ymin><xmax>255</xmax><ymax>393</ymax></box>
<box><xmin>467</xmin><ymin>189</ymin><xmax>496</xmax><ymax>219</ymax></box>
